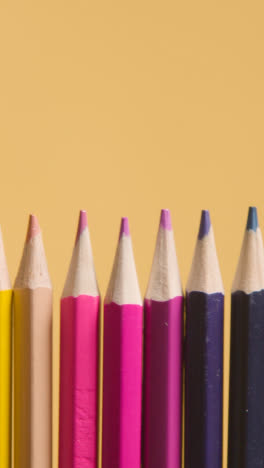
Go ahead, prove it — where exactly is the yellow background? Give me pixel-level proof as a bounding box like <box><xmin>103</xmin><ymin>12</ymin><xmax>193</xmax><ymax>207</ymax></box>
<box><xmin>0</xmin><ymin>1</ymin><xmax>264</xmax><ymax>467</ymax></box>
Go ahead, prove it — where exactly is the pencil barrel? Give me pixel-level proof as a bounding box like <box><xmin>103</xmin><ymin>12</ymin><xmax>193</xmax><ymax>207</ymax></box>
<box><xmin>185</xmin><ymin>291</ymin><xmax>224</xmax><ymax>468</ymax></box>
<box><xmin>13</xmin><ymin>288</ymin><xmax>52</xmax><ymax>468</ymax></box>
<box><xmin>102</xmin><ymin>302</ymin><xmax>143</xmax><ymax>468</ymax></box>
<box><xmin>0</xmin><ymin>290</ymin><xmax>12</xmax><ymax>468</ymax></box>
<box><xmin>143</xmin><ymin>297</ymin><xmax>183</xmax><ymax>468</ymax></box>
<box><xmin>59</xmin><ymin>295</ymin><xmax>100</xmax><ymax>468</ymax></box>
<box><xmin>228</xmin><ymin>290</ymin><xmax>264</xmax><ymax>467</ymax></box>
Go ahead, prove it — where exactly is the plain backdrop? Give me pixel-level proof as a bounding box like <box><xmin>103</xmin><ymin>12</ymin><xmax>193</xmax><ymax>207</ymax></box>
<box><xmin>0</xmin><ymin>2</ymin><xmax>264</xmax><ymax>467</ymax></box>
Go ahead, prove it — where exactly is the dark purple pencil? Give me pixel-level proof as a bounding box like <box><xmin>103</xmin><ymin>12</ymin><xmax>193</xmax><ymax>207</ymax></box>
<box><xmin>228</xmin><ymin>207</ymin><xmax>264</xmax><ymax>467</ymax></box>
<box><xmin>143</xmin><ymin>209</ymin><xmax>183</xmax><ymax>468</ymax></box>
<box><xmin>185</xmin><ymin>210</ymin><xmax>224</xmax><ymax>468</ymax></box>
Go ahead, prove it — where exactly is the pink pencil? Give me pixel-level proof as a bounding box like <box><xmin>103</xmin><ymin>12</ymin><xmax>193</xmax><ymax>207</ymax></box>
<box><xmin>102</xmin><ymin>217</ymin><xmax>143</xmax><ymax>468</ymax></box>
<box><xmin>143</xmin><ymin>209</ymin><xmax>183</xmax><ymax>468</ymax></box>
<box><xmin>59</xmin><ymin>210</ymin><xmax>100</xmax><ymax>468</ymax></box>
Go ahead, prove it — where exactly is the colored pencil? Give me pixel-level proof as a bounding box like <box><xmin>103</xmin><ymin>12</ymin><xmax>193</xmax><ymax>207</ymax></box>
<box><xmin>0</xmin><ymin>227</ymin><xmax>12</xmax><ymax>468</ymax></box>
<box><xmin>14</xmin><ymin>215</ymin><xmax>52</xmax><ymax>468</ymax></box>
<box><xmin>59</xmin><ymin>210</ymin><xmax>100</xmax><ymax>468</ymax></box>
<box><xmin>228</xmin><ymin>206</ymin><xmax>264</xmax><ymax>467</ymax></box>
<box><xmin>143</xmin><ymin>209</ymin><xmax>183</xmax><ymax>468</ymax></box>
<box><xmin>102</xmin><ymin>217</ymin><xmax>143</xmax><ymax>468</ymax></box>
<box><xmin>185</xmin><ymin>210</ymin><xmax>224</xmax><ymax>468</ymax></box>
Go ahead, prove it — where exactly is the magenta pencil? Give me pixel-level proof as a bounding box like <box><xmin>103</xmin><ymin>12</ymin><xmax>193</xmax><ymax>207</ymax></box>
<box><xmin>143</xmin><ymin>209</ymin><xmax>183</xmax><ymax>468</ymax></box>
<box><xmin>102</xmin><ymin>217</ymin><xmax>143</xmax><ymax>468</ymax></box>
<box><xmin>59</xmin><ymin>211</ymin><xmax>100</xmax><ymax>468</ymax></box>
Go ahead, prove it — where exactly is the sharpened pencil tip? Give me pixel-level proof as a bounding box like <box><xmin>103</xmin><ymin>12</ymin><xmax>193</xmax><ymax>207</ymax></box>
<box><xmin>198</xmin><ymin>210</ymin><xmax>211</xmax><ymax>240</ymax></box>
<box><xmin>160</xmin><ymin>209</ymin><xmax>172</xmax><ymax>230</ymax></box>
<box><xmin>76</xmin><ymin>210</ymin><xmax>88</xmax><ymax>242</ymax></box>
<box><xmin>246</xmin><ymin>206</ymin><xmax>258</xmax><ymax>232</ymax></box>
<box><xmin>119</xmin><ymin>217</ymin><xmax>130</xmax><ymax>238</ymax></box>
<box><xmin>26</xmin><ymin>214</ymin><xmax>41</xmax><ymax>242</ymax></box>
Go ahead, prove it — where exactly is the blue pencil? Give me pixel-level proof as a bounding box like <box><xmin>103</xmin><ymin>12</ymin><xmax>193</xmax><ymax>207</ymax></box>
<box><xmin>185</xmin><ymin>210</ymin><xmax>224</xmax><ymax>468</ymax></box>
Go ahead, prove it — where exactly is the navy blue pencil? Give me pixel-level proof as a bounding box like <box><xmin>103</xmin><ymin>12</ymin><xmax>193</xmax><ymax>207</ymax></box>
<box><xmin>185</xmin><ymin>210</ymin><xmax>224</xmax><ymax>468</ymax></box>
<box><xmin>228</xmin><ymin>207</ymin><xmax>264</xmax><ymax>467</ymax></box>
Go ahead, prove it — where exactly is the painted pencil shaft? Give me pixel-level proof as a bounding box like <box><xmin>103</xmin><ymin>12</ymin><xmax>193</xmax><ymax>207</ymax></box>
<box><xmin>144</xmin><ymin>297</ymin><xmax>183</xmax><ymax>468</ymax></box>
<box><xmin>0</xmin><ymin>290</ymin><xmax>12</xmax><ymax>468</ymax></box>
<box><xmin>59</xmin><ymin>296</ymin><xmax>99</xmax><ymax>468</ymax></box>
<box><xmin>228</xmin><ymin>291</ymin><xmax>264</xmax><ymax>467</ymax></box>
<box><xmin>102</xmin><ymin>302</ymin><xmax>143</xmax><ymax>467</ymax></box>
<box><xmin>14</xmin><ymin>288</ymin><xmax>52</xmax><ymax>468</ymax></box>
<box><xmin>185</xmin><ymin>292</ymin><xmax>224</xmax><ymax>468</ymax></box>
<box><xmin>14</xmin><ymin>215</ymin><xmax>52</xmax><ymax>468</ymax></box>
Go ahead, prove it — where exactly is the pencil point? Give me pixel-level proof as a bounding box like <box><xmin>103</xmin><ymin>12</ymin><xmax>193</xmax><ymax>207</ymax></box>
<box><xmin>106</xmin><ymin>216</ymin><xmax>142</xmax><ymax>305</ymax></box>
<box><xmin>119</xmin><ymin>217</ymin><xmax>130</xmax><ymax>238</ymax></box>
<box><xmin>198</xmin><ymin>210</ymin><xmax>211</xmax><ymax>240</ymax></box>
<box><xmin>187</xmin><ymin>209</ymin><xmax>223</xmax><ymax>293</ymax></box>
<box><xmin>76</xmin><ymin>210</ymin><xmax>88</xmax><ymax>242</ymax></box>
<box><xmin>246</xmin><ymin>206</ymin><xmax>258</xmax><ymax>232</ymax></box>
<box><xmin>160</xmin><ymin>209</ymin><xmax>172</xmax><ymax>230</ymax></box>
<box><xmin>26</xmin><ymin>214</ymin><xmax>41</xmax><ymax>242</ymax></box>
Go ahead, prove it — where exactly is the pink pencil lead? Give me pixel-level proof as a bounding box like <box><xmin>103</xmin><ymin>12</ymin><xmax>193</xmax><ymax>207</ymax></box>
<box><xmin>76</xmin><ymin>210</ymin><xmax>88</xmax><ymax>243</ymax></box>
<box><xmin>160</xmin><ymin>209</ymin><xmax>172</xmax><ymax>230</ymax></box>
<box><xmin>26</xmin><ymin>214</ymin><xmax>41</xmax><ymax>242</ymax></box>
<box><xmin>119</xmin><ymin>217</ymin><xmax>130</xmax><ymax>238</ymax></box>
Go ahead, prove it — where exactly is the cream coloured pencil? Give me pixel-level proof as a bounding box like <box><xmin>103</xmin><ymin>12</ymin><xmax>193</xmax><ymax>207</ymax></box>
<box><xmin>14</xmin><ymin>215</ymin><xmax>52</xmax><ymax>468</ymax></box>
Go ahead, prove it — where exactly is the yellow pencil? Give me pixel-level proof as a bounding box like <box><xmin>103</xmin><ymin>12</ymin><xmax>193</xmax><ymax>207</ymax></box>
<box><xmin>0</xmin><ymin>227</ymin><xmax>12</xmax><ymax>468</ymax></box>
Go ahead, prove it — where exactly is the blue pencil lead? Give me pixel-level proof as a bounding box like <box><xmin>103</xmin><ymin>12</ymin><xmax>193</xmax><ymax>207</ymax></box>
<box><xmin>198</xmin><ymin>210</ymin><xmax>211</xmax><ymax>240</ymax></box>
<box><xmin>246</xmin><ymin>206</ymin><xmax>258</xmax><ymax>232</ymax></box>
